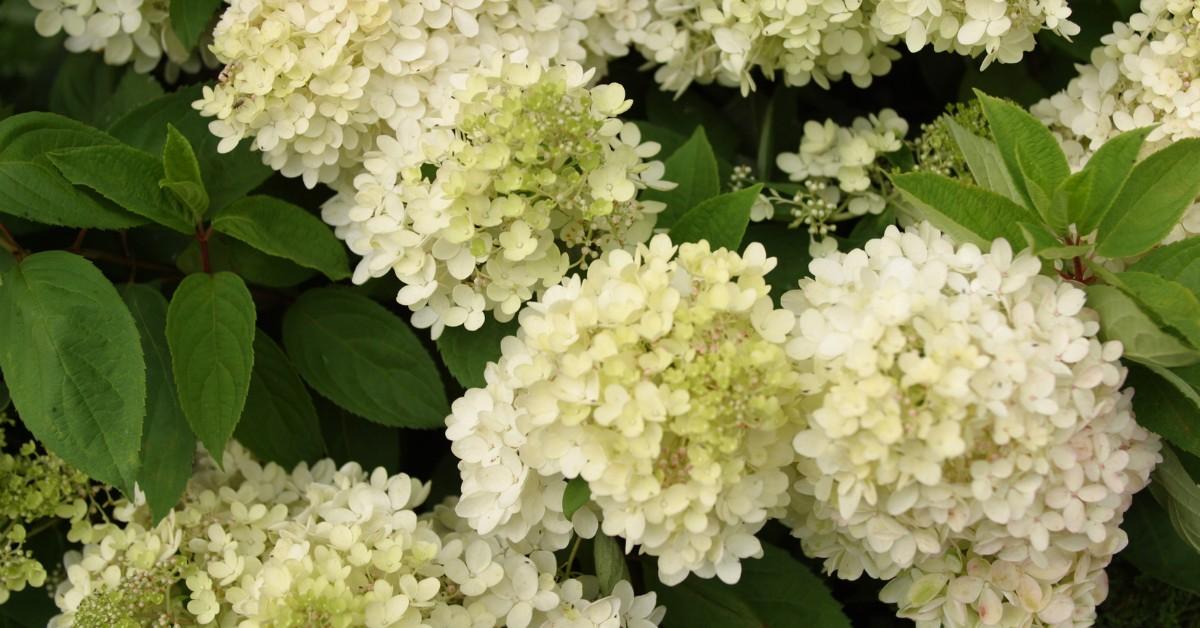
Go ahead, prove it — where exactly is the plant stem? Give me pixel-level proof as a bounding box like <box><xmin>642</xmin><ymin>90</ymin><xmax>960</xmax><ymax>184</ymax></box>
<box><xmin>70</xmin><ymin>228</ymin><xmax>89</xmax><ymax>252</ymax></box>
<box><xmin>0</xmin><ymin>222</ymin><xmax>25</xmax><ymax>258</ymax></box>
<box><xmin>196</xmin><ymin>225</ymin><xmax>213</xmax><ymax>274</ymax></box>
<box><xmin>78</xmin><ymin>249</ymin><xmax>178</xmax><ymax>274</ymax></box>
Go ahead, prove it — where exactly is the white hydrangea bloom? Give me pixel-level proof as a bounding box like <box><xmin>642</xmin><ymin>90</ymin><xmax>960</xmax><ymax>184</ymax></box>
<box><xmin>29</xmin><ymin>0</ymin><xmax>209</xmax><ymax>73</ymax></box>
<box><xmin>322</xmin><ymin>61</ymin><xmax>671</xmax><ymax>338</ymax></box>
<box><xmin>447</xmin><ymin>234</ymin><xmax>807</xmax><ymax>586</ymax></box>
<box><xmin>1033</xmin><ymin>0</ymin><xmax>1200</xmax><ymax>243</ymax></box>
<box><xmin>774</xmin><ymin>109</ymin><xmax>908</xmax><ymax>236</ymax></box>
<box><xmin>781</xmin><ymin>223</ymin><xmax>1161</xmax><ymax>587</ymax></box>
<box><xmin>194</xmin><ymin>0</ymin><xmax>641</xmax><ymax>187</ymax></box>
<box><xmin>49</xmin><ymin>442</ymin><xmax>664</xmax><ymax>627</ymax></box>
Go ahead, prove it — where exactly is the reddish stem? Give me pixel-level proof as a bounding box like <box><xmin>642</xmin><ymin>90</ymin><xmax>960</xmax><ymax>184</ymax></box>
<box><xmin>196</xmin><ymin>225</ymin><xmax>213</xmax><ymax>274</ymax></box>
<box><xmin>0</xmin><ymin>221</ymin><xmax>24</xmax><ymax>258</ymax></box>
<box><xmin>70</xmin><ymin>228</ymin><xmax>89</xmax><ymax>252</ymax></box>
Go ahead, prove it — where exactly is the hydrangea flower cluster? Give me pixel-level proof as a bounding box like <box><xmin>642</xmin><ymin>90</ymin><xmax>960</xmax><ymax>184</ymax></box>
<box><xmin>322</xmin><ymin>62</ymin><xmax>670</xmax><ymax>338</ymax></box>
<box><xmin>1033</xmin><ymin>0</ymin><xmax>1200</xmax><ymax>243</ymax></box>
<box><xmin>775</xmin><ymin>109</ymin><xmax>908</xmax><ymax>235</ymax></box>
<box><xmin>780</xmin><ymin>224</ymin><xmax>1160</xmax><ymax>615</ymax></box>
<box><xmin>447</xmin><ymin>235</ymin><xmax>805</xmax><ymax>586</ymax></box>
<box><xmin>28</xmin><ymin>0</ymin><xmax>207</xmax><ymax>73</ymax></box>
<box><xmin>0</xmin><ymin>415</ymin><xmax>91</xmax><ymax>604</ymax></box>
<box><xmin>50</xmin><ymin>442</ymin><xmax>664</xmax><ymax>627</ymax></box>
<box><xmin>193</xmin><ymin>0</ymin><xmax>643</xmax><ymax>186</ymax></box>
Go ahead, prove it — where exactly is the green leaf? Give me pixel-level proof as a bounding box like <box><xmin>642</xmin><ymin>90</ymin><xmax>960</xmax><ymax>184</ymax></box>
<box><xmin>0</xmin><ymin>161</ymin><xmax>145</xmax><ymax>229</ymax></box>
<box><xmin>1122</xmin><ymin>493</ymin><xmax>1200</xmax><ymax>595</ymax></box>
<box><xmin>892</xmin><ymin>171</ymin><xmax>1036</xmax><ymax>248</ymax></box>
<box><xmin>436</xmin><ymin>318</ymin><xmax>518</xmax><ymax>390</ymax></box>
<box><xmin>1068</xmin><ymin>126</ymin><xmax>1154</xmax><ymax>235</ymax></box>
<box><xmin>975</xmin><ymin>90</ymin><xmax>1071</xmax><ymax>209</ymax></box>
<box><xmin>176</xmin><ymin>234</ymin><xmax>317</xmax><ymax>288</ymax></box>
<box><xmin>169</xmin><ymin>0</ymin><xmax>223</xmax><ymax>51</ymax></box>
<box><xmin>945</xmin><ymin>119</ymin><xmax>1022</xmax><ymax>202</ymax></box>
<box><xmin>48</xmin><ymin>145</ymin><xmax>194</xmax><ymax>234</ymax></box>
<box><xmin>318</xmin><ymin>397</ymin><xmax>400</xmax><ymax>474</ymax></box>
<box><xmin>647</xmin><ymin>543</ymin><xmax>851</xmax><ymax>628</ymax></box>
<box><xmin>50</xmin><ymin>54</ymin><xmax>163</xmax><ymax>128</ymax></box>
<box><xmin>1156</xmin><ymin>447</ymin><xmax>1200</xmax><ymax>554</ymax></box>
<box><xmin>742</xmin><ymin>221</ymin><xmax>811</xmax><ymax>302</ymax></box>
<box><xmin>120</xmin><ymin>284</ymin><xmax>194</xmax><ymax>521</ymax></box>
<box><xmin>1130</xmin><ymin>237</ymin><xmax>1200</xmax><ymax>296</ymax></box>
<box><xmin>634</xmin><ymin>121</ymin><xmax>688</xmax><ymax>158</ymax></box>
<box><xmin>0</xmin><ymin>112</ymin><xmax>119</xmax><ymax>162</ymax></box>
<box><xmin>235</xmin><ymin>330</ymin><xmax>326</xmax><ymax>468</ymax></box>
<box><xmin>562</xmin><ymin>477</ymin><xmax>590</xmax><ymax>519</ymax></box>
<box><xmin>1086</xmin><ymin>285</ymin><xmax>1198</xmax><ymax>367</ymax></box>
<box><xmin>593</xmin><ymin>533</ymin><xmax>630</xmax><ymax>596</ymax></box>
<box><xmin>166</xmin><ymin>272</ymin><xmax>257</xmax><ymax>464</ymax></box>
<box><xmin>211</xmin><ymin>196</ymin><xmax>350</xmax><ymax>280</ymax></box>
<box><xmin>669</xmin><ymin>184</ymin><xmax>762</xmax><ymax>252</ymax></box>
<box><xmin>1096</xmin><ymin>139</ymin><xmax>1200</xmax><ymax>258</ymax></box>
<box><xmin>642</xmin><ymin>127</ymin><xmax>720</xmax><ymax>228</ymax></box>
<box><xmin>1106</xmin><ymin>270</ymin><xmax>1200</xmax><ymax>351</ymax></box>
<box><xmin>0</xmin><ymin>251</ymin><xmax>145</xmax><ymax>491</ymax></box>
<box><xmin>1017</xmin><ymin>222</ymin><xmax>1090</xmax><ymax>259</ymax></box>
<box><xmin>161</xmin><ymin>123</ymin><xmax>208</xmax><ymax>221</ymax></box>
<box><xmin>646</xmin><ymin>88</ymin><xmax>739</xmax><ymax>157</ymax></box>
<box><xmin>282</xmin><ymin>288</ymin><xmax>447</xmax><ymax>428</ymax></box>
<box><xmin>1016</xmin><ymin>142</ymin><xmax>1055</xmax><ymax>223</ymax></box>
<box><xmin>1126</xmin><ymin>363</ymin><xmax>1200</xmax><ymax>458</ymax></box>
<box><xmin>110</xmin><ymin>86</ymin><xmax>272</xmax><ymax>213</ymax></box>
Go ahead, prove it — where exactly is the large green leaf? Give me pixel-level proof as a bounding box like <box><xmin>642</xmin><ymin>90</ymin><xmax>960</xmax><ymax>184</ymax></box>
<box><xmin>976</xmin><ymin>91</ymin><xmax>1070</xmax><ymax>210</ymax></box>
<box><xmin>1066</xmin><ymin>126</ymin><xmax>1153</xmax><ymax>236</ymax></box>
<box><xmin>1122</xmin><ymin>493</ymin><xmax>1200</xmax><ymax>595</ymax></box>
<box><xmin>1126</xmin><ymin>363</ymin><xmax>1200</xmax><ymax>458</ymax></box>
<box><xmin>49</xmin><ymin>53</ymin><xmax>163</xmax><ymax>129</ymax></box>
<box><xmin>169</xmin><ymin>0</ymin><xmax>223</xmax><ymax>51</ymax></box>
<box><xmin>1096</xmin><ymin>139</ymin><xmax>1200</xmax><ymax>258</ymax></box>
<box><xmin>0</xmin><ymin>161</ymin><xmax>144</xmax><ymax>229</ymax></box>
<box><xmin>121</xmin><ymin>284</ymin><xmax>194</xmax><ymax>521</ymax></box>
<box><xmin>166</xmin><ymin>272</ymin><xmax>257</xmax><ymax>464</ymax></box>
<box><xmin>211</xmin><ymin>196</ymin><xmax>349</xmax><ymax>280</ymax></box>
<box><xmin>946</xmin><ymin>118</ymin><xmax>1021</xmax><ymax>203</ymax></box>
<box><xmin>1108</xmin><ymin>270</ymin><xmax>1200</xmax><ymax>351</ymax></box>
<box><xmin>0</xmin><ymin>112</ymin><xmax>118</xmax><ymax>162</ymax></box>
<box><xmin>1086</xmin><ymin>285</ymin><xmax>1198</xmax><ymax>367</ymax></box>
<box><xmin>1130</xmin><ymin>237</ymin><xmax>1200</xmax><ymax>296</ymax></box>
<box><xmin>161</xmin><ymin>123</ymin><xmax>208</xmax><ymax>221</ymax></box>
<box><xmin>0</xmin><ymin>251</ymin><xmax>145</xmax><ymax>491</ymax></box>
<box><xmin>593</xmin><ymin>533</ymin><xmax>631</xmax><ymax>596</ymax></box>
<box><xmin>48</xmin><ymin>145</ymin><xmax>194</xmax><ymax>233</ymax></box>
<box><xmin>436</xmin><ymin>318</ymin><xmax>517</xmax><ymax>390</ymax></box>
<box><xmin>892</xmin><ymin>171</ymin><xmax>1036</xmax><ymax>248</ymax></box>
<box><xmin>669</xmin><ymin>184</ymin><xmax>762</xmax><ymax>252</ymax></box>
<box><xmin>235</xmin><ymin>330</ymin><xmax>326</xmax><ymax>468</ymax></box>
<box><xmin>642</xmin><ymin>127</ymin><xmax>720</xmax><ymax>228</ymax></box>
<box><xmin>282</xmin><ymin>288</ymin><xmax>447</xmax><ymax>428</ymax></box>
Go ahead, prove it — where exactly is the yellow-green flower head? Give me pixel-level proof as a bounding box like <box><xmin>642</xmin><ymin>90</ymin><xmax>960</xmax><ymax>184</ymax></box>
<box><xmin>447</xmin><ymin>234</ymin><xmax>807</xmax><ymax>586</ymax></box>
<box><xmin>50</xmin><ymin>443</ymin><xmax>664</xmax><ymax>628</ymax></box>
<box><xmin>781</xmin><ymin>223</ymin><xmax>1160</xmax><ymax>592</ymax></box>
<box><xmin>323</xmin><ymin>60</ymin><xmax>673</xmax><ymax>339</ymax></box>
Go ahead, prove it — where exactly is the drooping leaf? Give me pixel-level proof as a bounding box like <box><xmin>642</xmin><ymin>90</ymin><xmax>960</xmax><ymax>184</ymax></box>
<box><xmin>1156</xmin><ymin>447</ymin><xmax>1200</xmax><ymax>554</ymax></box>
<box><xmin>235</xmin><ymin>330</ymin><xmax>326</xmax><ymax>468</ymax></box>
<box><xmin>281</xmin><ymin>288</ymin><xmax>447</xmax><ymax>428</ymax></box>
<box><xmin>48</xmin><ymin>145</ymin><xmax>194</xmax><ymax>233</ymax></box>
<box><xmin>169</xmin><ymin>0</ymin><xmax>223</xmax><ymax>51</ymax></box>
<box><xmin>975</xmin><ymin>90</ymin><xmax>1071</xmax><ymax>209</ymax></box>
<box><xmin>669</xmin><ymin>184</ymin><xmax>762</xmax><ymax>252</ymax></box>
<box><xmin>1122</xmin><ymin>493</ymin><xmax>1200</xmax><ymax>595</ymax></box>
<box><xmin>161</xmin><ymin>123</ymin><xmax>208</xmax><ymax>221</ymax></box>
<box><xmin>947</xmin><ymin>118</ymin><xmax>1021</xmax><ymax>203</ymax></box>
<box><xmin>176</xmin><ymin>233</ymin><xmax>317</xmax><ymax>288</ymax></box>
<box><xmin>892</xmin><ymin>171</ymin><xmax>1036</xmax><ymax>248</ymax></box>
<box><xmin>436</xmin><ymin>318</ymin><xmax>518</xmax><ymax>390</ymax></box>
<box><xmin>166</xmin><ymin>272</ymin><xmax>257</xmax><ymax>464</ymax></box>
<box><xmin>211</xmin><ymin>196</ymin><xmax>350</xmax><ymax>280</ymax></box>
<box><xmin>0</xmin><ymin>251</ymin><xmax>145</xmax><ymax>492</ymax></box>
<box><xmin>1106</xmin><ymin>270</ymin><xmax>1200</xmax><ymax>351</ymax></box>
<box><xmin>1126</xmin><ymin>363</ymin><xmax>1200</xmax><ymax>458</ymax></box>
<box><xmin>1068</xmin><ymin>126</ymin><xmax>1154</xmax><ymax>235</ymax></box>
<box><xmin>1096</xmin><ymin>139</ymin><xmax>1200</xmax><ymax>258</ymax></box>
<box><xmin>562</xmin><ymin>477</ymin><xmax>590</xmax><ymax>519</ymax></box>
<box><xmin>1130</xmin><ymin>237</ymin><xmax>1200</xmax><ymax>297</ymax></box>
<box><xmin>642</xmin><ymin>127</ymin><xmax>720</xmax><ymax>228</ymax></box>
<box><xmin>593</xmin><ymin>533</ymin><xmax>630</xmax><ymax>596</ymax></box>
<box><xmin>120</xmin><ymin>284</ymin><xmax>194</xmax><ymax>521</ymax></box>
<box><xmin>1086</xmin><ymin>285</ymin><xmax>1198</xmax><ymax>368</ymax></box>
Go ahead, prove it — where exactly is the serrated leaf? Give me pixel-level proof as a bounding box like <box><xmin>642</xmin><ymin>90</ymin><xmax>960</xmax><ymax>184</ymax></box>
<box><xmin>1126</xmin><ymin>364</ymin><xmax>1200</xmax><ymax>458</ymax></box>
<box><xmin>669</xmin><ymin>184</ymin><xmax>761</xmax><ymax>252</ymax></box>
<box><xmin>975</xmin><ymin>91</ymin><xmax>1070</xmax><ymax>209</ymax></box>
<box><xmin>593</xmin><ymin>533</ymin><xmax>630</xmax><ymax>596</ymax></box>
<box><xmin>121</xmin><ymin>284</ymin><xmax>194</xmax><ymax>521</ymax></box>
<box><xmin>1096</xmin><ymin>139</ymin><xmax>1200</xmax><ymax>258</ymax></box>
<box><xmin>161</xmin><ymin>123</ymin><xmax>208</xmax><ymax>221</ymax></box>
<box><xmin>562</xmin><ymin>477</ymin><xmax>590</xmax><ymax>519</ymax></box>
<box><xmin>48</xmin><ymin>145</ymin><xmax>193</xmax><ymax>233</ymax></box>
<box><xmin>211</xmin><ymin>196</ymin><xmax>349</xmax><ymax>280</ymax></box>
<box><xmin>0</xmin><ymin>161</ymin><xmax>145</xmax><ymax>229</ymax></box>
<box><xmin>892</xmin><ymin>171</ymin><xmax>1036</xmax><ymax>248</ymax></box>
<box><xmin>1130</xmin><ymin>237</ymin><xmax>1200</xmax><ymax>296</ymax></box>
<box><xmin>169</xmin><ymin>0</ymin><xmax>223</xmax><ymax>51</ymax></box>
<box><xmin>436</xmin><ymin>318</ymin><xmax>518</xmax><ymax>389</ymax></box>
<box><xmin>166</xmin><ymin>272</ymin><xmax>256</xmax><ymax>464</ymax></box>
<box><xmin>282</xmin><ymin>288</ymin><xmax>447</xmax><ymax>428</ymax></box>
<box><xmin>1106</xmin><ymin>270</ymin><xmax>1200</xmax><ymax>351</ymax></box>
<box><xmin>1070</xmin><ymin>126</ymin><xmax>1154</xmax><ymax>235</ymax></box>
<box><xmin>1086</xmin><ymin>285</ymin><xmax>1198</xmax><ymax>367</ymax></box>
<box><xmin>642</xmin><ymin>127</ymin><xmax>720</xmax><ymax>228</ymax></box>
<box><xmin>176</xmin><ymin>233</ymin><xmax>317</xmax><ymax>288</ymax></box>
<box><xmin>234</xmin><ymin>330</ymin><xmax>325</xmax><ymax>468</ymax></box>
<box><xmin>0</xmin><ymin>251</ymin><xmax>145</xmax><ymax>492</ymax></box>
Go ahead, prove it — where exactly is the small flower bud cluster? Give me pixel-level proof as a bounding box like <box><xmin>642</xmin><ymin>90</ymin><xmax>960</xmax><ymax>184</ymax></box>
<box><xmin>50</xmin><ymin>442</ymin><xmax>665</xmax><ymax>627</ymax></box>
<box><xmin>447</xmin><ymin>235</ymin><xmax>807</xmax><ymax>586</ymax></box>
<box><xmin>322</xmin><ymin>61</ymin><xmax>671</xmax><ymax>338</ymax></box>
